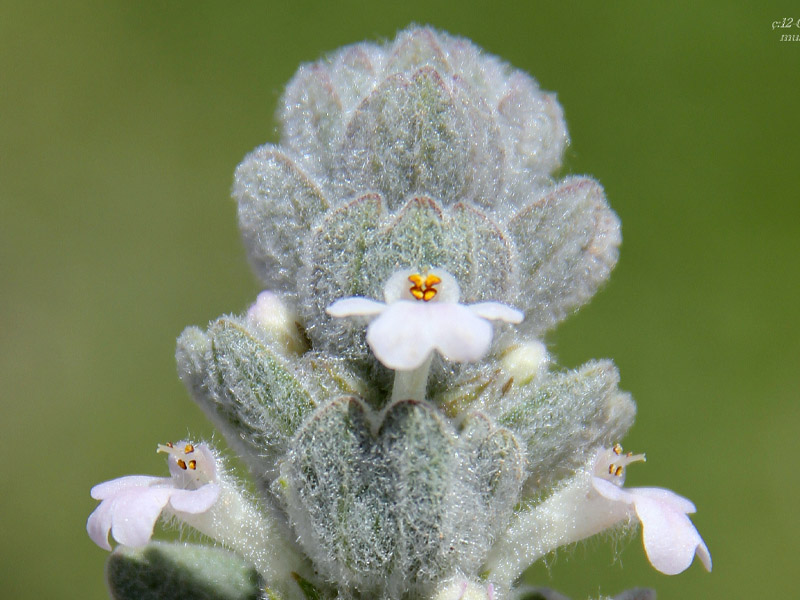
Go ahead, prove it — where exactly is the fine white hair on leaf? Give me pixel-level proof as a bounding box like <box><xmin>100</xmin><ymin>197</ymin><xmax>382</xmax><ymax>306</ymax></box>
<box><xmin>496</xmin><ymin>359</ymin><xmax>636</xmax><ymax>495</ymax></box>
<box><xmin>278</xmin><ymin>397</ymin><xmax>524</xmax><ymax>598</ymax></box>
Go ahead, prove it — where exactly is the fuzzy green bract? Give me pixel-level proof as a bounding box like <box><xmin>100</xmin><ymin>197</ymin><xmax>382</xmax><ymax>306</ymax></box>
<box><xmin>91</xmin><ymin>25</ymin><xmax>709</xmax><ymax>600</ymax></box>
<box><xmin>106</xmin><ymin>542</ymin><xmax>264</xmax><ymax>600</ymax></box>
<box><xmin>278</xmin><ymin>397</ymin><xmax>523</xmax><ymax>598</ymax></box>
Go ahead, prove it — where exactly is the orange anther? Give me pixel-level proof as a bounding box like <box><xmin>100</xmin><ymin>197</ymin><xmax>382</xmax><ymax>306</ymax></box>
<box><xmin>184</xmin><ymin>444</ymin><xmax>194</xmax><ymax>454</ymax></box>
<box><xmin>409</xmin><ymin>272</ymin><xmax>441</xmax><ymax>302</ymax></box>
<box><xmin>177</xmin><ymin>459</ymin><xmax>187</xmax><ymax>470</ymax></box>
<box><xmin>188</xmin><ymin>460</ymin><xmax>197</xmax><ymax>470</ymax></box>
<box><xmin>425</xmin><ymin>274</ymin><xmax>441</xmax><ymax>287</ymax></box>
<box><xmin>615</xmin><ymin>466</ymin><xmax>624</xmax><ymax>477</ymax></box>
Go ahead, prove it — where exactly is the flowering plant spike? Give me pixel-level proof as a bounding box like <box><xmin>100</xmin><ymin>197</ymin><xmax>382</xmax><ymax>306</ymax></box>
<box><xmin>87</xmin><ymin>26</ymin><xmax>710</xmax><ymax>600</ymax></box>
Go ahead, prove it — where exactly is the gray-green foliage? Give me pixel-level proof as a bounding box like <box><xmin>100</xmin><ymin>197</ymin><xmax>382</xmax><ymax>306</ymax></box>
<box><xmin>337</xmin><ymin>66</ymin><xmax>504</xmax><ymax>210</ymax></box>
<box><xmin>298</xmin><ymin>193</ymin><xmax>514</xmax><ymax>365</ymax></box>
<box><xmin>498</xmin><ymin>360</ymin><xmax>636</xmax><ymax>494</ymax></box>
<box><xmin>507</xmin><ymin>177</ymin><xmax>621</xmax><ymax>334</ymax></box>
<box><xmin>176</xmin><ymin>317</ymin><xmax>317</xmax><ymax>484</ymax></box>
<box><xmin>153</xmin><ymin>25</ymin><xmax>642</xmax><ymax>600</ymax></box>
<box><xmin>106</xmin><ymin>542</ymin><xmax>264</xmax><ymax>600</ymax></box>
<box><xmin>278</xmin><ymin>397</ymin><xmax>522</xmax><ymax>598</ymax></box>
<box><xmin>234</xmin><ymin>147</ymin><xmax>329</xmax><ymax>291</ymax></box>
<box><xmin>233</xmin><ymin>26</ymin><xmax>618</xmax><ymax>364</ymax></box>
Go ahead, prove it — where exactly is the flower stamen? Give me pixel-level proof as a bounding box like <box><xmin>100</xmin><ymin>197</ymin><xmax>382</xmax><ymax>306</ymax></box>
<box><xmin>596</xmin><ymin>444</ymin><xmax>646</xmax><ymax>484</ymax></box>
<box><xmin>157</xmin><ymin>442</ymin><xmax>216</xmax><ymax>484</ymax></box>
<box><xmin>409</xmin><ymin>273</ymin><xmax>441</xmax><ymax>301</ymax></box>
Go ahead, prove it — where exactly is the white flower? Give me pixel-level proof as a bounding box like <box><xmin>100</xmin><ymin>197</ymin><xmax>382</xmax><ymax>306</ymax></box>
<box><xmin>86</xmin><ymin>441</ymin><xmax>220</xmax><ymax>550</ymax></box>
<box><xmin>486</xmin><ymin>444</ymin><xmax>711</xmax><ymax>585</ymax></box>
<box><xmin>501</xmin><ymin>340</ymin><xmax>549</xmax><ymax>385</ymax></box>
<box><xmin>327</xmin><ymin>269</ymin><xmax>523</xmax><ymax>370</ymax></box>
<box><xmin>433</xmin><ymin>577</ymin><xmax>496</xmax><ymax>600</ymax></box>
<box><xmin>590</xmin><ymin>445</ymin><xmax>712</xmax><ymax>575</ymax></box>
<box><xmin>247</xmin><ymin>290</ymin><xmax>306</xmax><ymax>354</ymax></box>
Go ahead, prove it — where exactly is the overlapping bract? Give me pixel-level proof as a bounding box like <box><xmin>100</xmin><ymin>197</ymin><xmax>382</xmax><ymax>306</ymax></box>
<box><xmin>176</xmin><ymin>313</ymin><xmax>638</xmax><ymax>596</ymax></box>
<box><xmin>233</xmin><ymin>26</ymin><xmax>620</xmax><ymax>368</ymax></box>
<box><xmin>279</xmin><ymin>397</ymin><xmax>523</xmax><ymax>597</ymax></box>
<box><xmin>106</xmin><ymin>542</ymin><xmax>264</xmax><ymax>600</ymax></box>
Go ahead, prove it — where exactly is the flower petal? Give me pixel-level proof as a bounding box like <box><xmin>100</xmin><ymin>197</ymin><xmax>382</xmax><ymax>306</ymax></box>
<box><xmin>86</xmin><ymin>500</ymin><xmax>114</xmax><ymax>550</ymax></box>
<box><xmin>592</xmin><ymin>476</ymin><xmax>634</xmax><ymax>504</ymax></box>
<box><xmin>327</xmin><ymin>297</ymin><xmax>386</xmax><ymax>317</ymax></box>
<box><xmin>634</xmin><ymin>493</ymin><xmax>711</xmax><ymax>574</ymax></box>
<box><xmin>110</xmin><ymin>487</ymin><xmax>173</xmax><ymax>548</ymax></box>
<box><xmin>428</xmin><ymin>303</ymin><xmax>493</xmax><ymax>363</ymax></box>
<box><xmin>90</xmin><ymin>476</ymin><xmax>166</xmax><ymax>500</ymax></box>
<box><xmin>383</xmin><ymin>269</ymin><xmax>417</xmax><ymax>303</ymax></box>
<box><xmin>632</xmin><ymin>486</ymin><xmax>697</xmax><ymax>515</ymax></box>
<box><xmin>168</xmin><ymin>483</ymin><xmax>220</xmax><ymax>514</ymax></box>
<box><xmin>431</xmin><ymin>270</ymin><xmax>461</xmax><ymax>303</ymax></box>
<box><xmin>468</xmin><ymin>302</ymin><xmax>523</xmax><ymax>323</ymax></box>
<box><xmin>367</xmin><ymin>301</ymin><xmax>495</xmax><ymax>367</ymax></box>
<box><xmin>696</xmin><ymin>538</ymin><xmax>713</xmax><ymax>572</ymax></box>
<box><xmin>195</xmin><ymin>444</ymin><xmax>219</xmax><ymax>481</ymax></box>
<box><xmin>367</xmin><ymin>302</ymin><xmax>435</xmax><ymax>369</ymax></box>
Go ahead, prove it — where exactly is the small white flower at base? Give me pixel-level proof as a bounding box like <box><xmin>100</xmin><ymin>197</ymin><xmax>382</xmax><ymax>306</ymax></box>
<box><xmin>246</xmin><ymin>291</ymin><xmax>306</xmax><ymax>354</ymax></box>
<box><xmin>502</xmin><ymin>340</ymin><xmax>549</xmax><ymax>386</ymax></box>
<box><xmin>86</xmin><ymin>441</ymin><xmax>220</xmax><ymax>550</ymax></box>
<box><xmin>486</xmin><ymin>444</ymin><xmax>711</xmax><ymax>585</ymax></box>
<box><xmin>591</xmin><ymin>445</ymin><xmax>712</xmax><ymax>575</ymax></box>
<box><xmin>432</xmin><ymin>578</ymin><xmax>495</xmax><ymax>600</ymax></box>
<box><xmin>327</xmin><ymin>269</ymin><xmax>523</xmax><ymax>370</ymax></box>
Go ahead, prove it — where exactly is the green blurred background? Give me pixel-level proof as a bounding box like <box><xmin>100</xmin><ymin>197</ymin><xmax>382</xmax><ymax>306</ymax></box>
<box><xmin>2</xmin><ymin>1</ymin><xmax>798</xmax><ymax>598</ymax></box>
